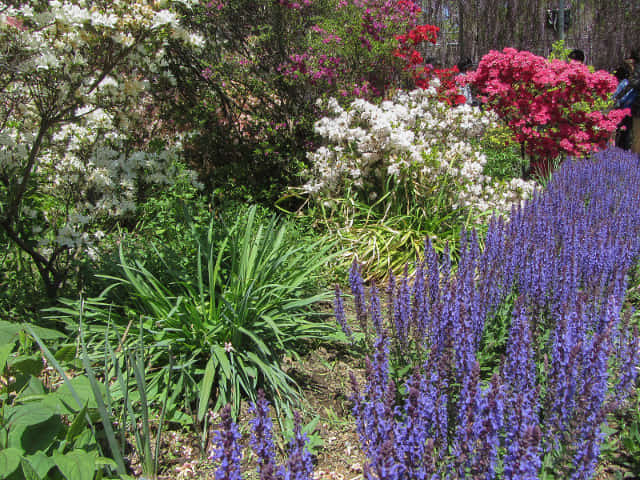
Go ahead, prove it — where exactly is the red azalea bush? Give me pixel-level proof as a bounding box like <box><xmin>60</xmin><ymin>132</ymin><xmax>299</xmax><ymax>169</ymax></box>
<box><xmin>467</xmin><ymin>48</ymin><xmax>629</xmax><ymax>170</ymax></box>
<box><xmin>432</xmin><ymin>66</ymin><xmax>468</xmax><ymax>106</ymax></box>
<box><xmin>395</xmin><ymin>25</ymin><xmax>467</xmax><ymax>105</ymax></box>
<box><xmin>394</xmin><ymin>23</ymin><xmax>439</xmax><ymax>83</ymax></box>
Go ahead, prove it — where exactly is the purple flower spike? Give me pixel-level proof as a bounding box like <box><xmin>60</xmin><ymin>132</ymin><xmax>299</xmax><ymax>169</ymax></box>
<box><xmin>334</xmin><ymin>284</ymin><xmax>353</xmax><ymax>341</ymax></box>
<box><xmin>342</xmin><ymin>148</ymin><xmax>640</xmax><ymax>478</ymax></box>
<box><xmin>210</xmin><ymin>405</ymin><xmax>242</xmax><ymax>480</ymax></box>
<box><xmin>368</xmin><ymin>281</ymin><xmax>384</xmax><ymax>336</ymax></box>
<box><xmin>249</xmin><ymin>390</ymin><xmax>277</xmax><ymax>480</ymax></box>
<box><xmin>349</xmin><ymin>259</ymin><xmax>368</xmax><ymax>341</ymax></box>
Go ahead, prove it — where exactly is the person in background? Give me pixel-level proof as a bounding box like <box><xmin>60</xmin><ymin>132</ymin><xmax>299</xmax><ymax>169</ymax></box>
<box><xmin>613</xmin><ymin>63</ymin><xmax>633</xmax><ymax>150</ymax></box>
<box><xmin>568</xmin><ymin>48</ymin><xmax>585</xmax><ymax>62</ymax></box>
<box><xmin>424</xmin><ymin>57</ymin><xmax>442</xmax><ymax>70</ymax></box>
<box><xmin>615</xmin><ymin>49</ymin><xmax>640</xmax><ymax>154</ymax></box>
<box><xmin>456</xmin><ymin>57</ymin><xmax>474</xmax><ymax>105</ymax></box>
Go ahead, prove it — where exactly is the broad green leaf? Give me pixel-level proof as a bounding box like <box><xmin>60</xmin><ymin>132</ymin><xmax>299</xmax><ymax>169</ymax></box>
<box><xmin>20</xmin><ymin>375</ymin><xmax>45</xmax><ymax>397</ymax></box>
<box><xmin>24</xmin><ymin>451</ymin><xmax>54</xmax><ymax>479</ymax></box>
<box><xmin>20</xmin><ymin>457</ymin><xmax>42</xmax><ymax>480</ymax></box>
<box><xmin>53</xmin><ymin>376</ymin><xmax>106</xmax><ymax>410</ymax></box>
<box><xmin>212</xmin><ymin>345</ymin><xmax>232</xmax><ymax>379</ymax></box>
<box><xmin>23</xmin><ymin>327</ymin><xmax>86</xmax><ymax>413</ymax></box>
<box><xmin>0</xmin><ymin>448</ymin><xmax>22</xmax><ymax>477</ymax></box>
<box><xmin>0</xmin><ymin>340</ymin><xmax>15</xmax><ymax>374</ymax></box>
<box><xmin>8</xmin><ymin>409</ymin><xmax>62</xmax><ymax>455</ymax></box>
<box><xmin>25</xmin><ymin>324</ymin><xmax>65</xmax><ymax>341</ymax></box>
<box><xmin>94</xmin><ymin>457</ymin><xmax>117</xmax><ymax>468</ymax></box>
<box><xmin>9</xmin><ymin>355</ymin><xmax>43</xmax><ymax>377</ymax></box>
<box><xmin>6</xmin><ymin>402</ymin><xmax>58</xmax><ymax>446</ymax></box>
<box><xmin>0</xmin><ymin>320</ymin><xmax>21</xmax><ymax>345</ymax></box>
<box><xmin>54</xmin><ymin>345</ymin><xmax>77</xmax><ymax>363</ymax></box>
<box><xmin>53</xmin><ymin>450</ymin><xmax>98</xmax><ymax>480</ymax></box>
<box><xmin>65</xmin><ymin>404</ymin><xmax>89</xmax><ymax>444</ymax></box>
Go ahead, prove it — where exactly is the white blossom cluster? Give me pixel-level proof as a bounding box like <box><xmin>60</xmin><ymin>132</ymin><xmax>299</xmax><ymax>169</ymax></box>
<box><xmin>305</xmin><ymin>88</ymin><xmax>536</xmax><ymax>215</ymax></box>
<box><xmin>0</xmin><ymin>1</ymin><xmax>203</xmax><ymax>259</ymax></box>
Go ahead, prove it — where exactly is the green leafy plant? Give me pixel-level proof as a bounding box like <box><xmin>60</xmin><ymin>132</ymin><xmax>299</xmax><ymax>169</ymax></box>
<box><xmin>278</xmin><ymin>414</ymin><xmax>324</xmax><ymax>457</ymax></box>
<box><xmin>477</xmin><ymin>123</ymin><xmax>529</xmax><ymax>181</ymax></box>
<box><xmin>56</xmin><ymin>206</ymin><xmax>338</xmax><ymax>424</ymax></box>
<box><xmin>80</xmin><ymin>163</ymin><xmax>209</xmax><ymax>301</ymax></box>
<box><xmin>0</xmin><ymin>320</ymin><xmax>118</xmax><ymax>480</ymax></box>
<box><xmin>601</xmin><ymin>397</ymin><xmax>640</xmax><ymax>477</ymax></box>
<box><xmin>310</xmin><ymin>177</ymin><xmax>477</xmax><ymax>281</ymax></box>
<box><xmin>77</xmin><ymin>313</ymin><xmax>175</xmax><ymax>480</ymax></box>
<box><xmin>0</xmin><ymin>235</ymin><xmax>55</xmax><ymax>322</ymax></box>
<box><xmin>548</xmin><ymin>39</ymin><xmax>572</xmax><ymax>61</ymax></box>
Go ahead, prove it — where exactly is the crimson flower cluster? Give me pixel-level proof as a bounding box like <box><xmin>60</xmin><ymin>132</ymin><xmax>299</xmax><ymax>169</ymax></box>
<box><xmin>395</xmin><ymin>24</ymin><xmax>439</xmax><ymax>46</ymax></box>
<box><xmin>338</xmin><ymin>148</ymin><xmax>640</xmax><ymax>478</ymax></box>
<box><xmin>393</xmin><ymin>25</ymin><xmax>467</xmax><ymax>105</ymax></box>
<box><xmin>392</xmin><ymin>25</ymin><xmax>436</xmax><ymax>84</ymax></box>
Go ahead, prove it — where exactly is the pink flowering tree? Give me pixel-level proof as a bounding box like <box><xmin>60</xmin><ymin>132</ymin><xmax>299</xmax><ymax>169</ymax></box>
<box><xmin>467</xmin><ymin>48</ymin><xmax>628</xmax><ymax>176</ymax></box>
<box><xmin>278</xmin><ymin>0</ymin><xmax>423</xmax><ymax>98</ymax></box>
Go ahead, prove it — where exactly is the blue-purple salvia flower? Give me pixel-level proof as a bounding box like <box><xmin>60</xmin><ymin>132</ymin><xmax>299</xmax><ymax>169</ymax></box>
<box><xmin>614</xmin><ymin>312</ymin><xmax>640</xmax><ymax>401</ymax></box>
<box><xmin>395</xmin><ymin>374</ymin><xmax>435</xmax><ymax>480</ymax></box>
<box><xmin>249</xmin><ymin>390</ymin><xmax>277</xmax><ymax>480</ymax></box>
<box><xmin>334</xmin><ymin>284</ymin><xmax>352</xmax><ymax>341</ymax></box>
<box><xmin>368</xmin><ymin>281</ymin><xmax>384</xmax><ymax>336</ymax></box>
<box><xmin>392</xmin><ymin>266</ymin><xmax>411</xmax><ymax>350</ymax></box>
<box><xmin>412</xmin><ymin>262</ymin><xmax>428</xmax><ymax>341</ymax></box>
<box><xmin>502</xmin><ymin>300</ymin><xmax>541</xmax><ymax>479</ymax></box>
<box><xmin>349</xmin><ymin>259</ymin><xmax>368</xmax><ymax>341</ymax></box>
<box><xmin>451</xmin><ymin>360</ymin><xmax>484</xmax><ymax>477</ymax></box>
<box><xmin>339</xmin><ymin>148</ymin><xmax>640</xmax><ymax>478</ymax></box>
<box><xmin>423</xmin><ymin>237</ymin><xmax>440</xmax><ymax>307</ymax></box>
<box><xmin>210</xmin><ymin>405</ymin><xmax>242</xmax><ymax>480</ymax></box>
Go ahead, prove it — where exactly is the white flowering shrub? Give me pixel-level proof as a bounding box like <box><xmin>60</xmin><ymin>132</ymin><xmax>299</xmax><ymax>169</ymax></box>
<box><xmin>0</xmin><ymin>1</ymin><xmax>204</xmax><ymax>297</ymax></box>
<box><xmin>305</xmin><ymin>87</ymin><xmax>536</xmax><ymax>216</ymax></box>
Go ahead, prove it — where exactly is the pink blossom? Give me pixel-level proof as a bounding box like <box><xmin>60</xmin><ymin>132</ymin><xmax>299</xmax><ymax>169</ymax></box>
<box><xmin>3</xmin><ymin>15</ymin><xmax>26</xmax><ymax>30</ymax></box>
<box><xmin>201</xmin><ymin>67</ymin><xmax>213</xmax><ymax>80</ymax></box>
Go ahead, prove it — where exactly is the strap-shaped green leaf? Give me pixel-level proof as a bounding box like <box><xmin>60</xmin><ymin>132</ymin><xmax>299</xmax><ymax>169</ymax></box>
<box><xmin>197</xmin><ymin>353</ymin><xmax>218</xmax><ymax>422</ymax></box>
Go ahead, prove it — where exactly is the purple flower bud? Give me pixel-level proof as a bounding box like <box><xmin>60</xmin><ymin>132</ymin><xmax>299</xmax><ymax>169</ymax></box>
<box><xmin>334</xmin><ymin>284</ymin><xmax>353</xmax><ymax>340</ymax></box>
<box><xmin>281</xmin><ymin>411</ymin><xmax>314</xmax><ymax>480</ymax></box>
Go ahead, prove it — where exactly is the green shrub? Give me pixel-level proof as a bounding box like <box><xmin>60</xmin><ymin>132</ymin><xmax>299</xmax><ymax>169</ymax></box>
<box><xmin>477</xmin><ymin>122</ymin><xmax>528</xmax><ymax>181</ymax></box>
<box><xmin>80</xmin><ymin>166</ymin><xmax>209</xmax><ymax>300</ymax></box>
<box><xmin>0</xmin><ymin>238</ymin><xmax>51</xmax><ymax>322</ymax></box>
<box><xmin>313</xmin><ymin>186</ymin><xmax>471</xmax><ymax>280</ymax></box>
<box><xmin>56</xmin><ymin>206</ymin><xmax>339</xmax><ymax>422</ymax></box>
